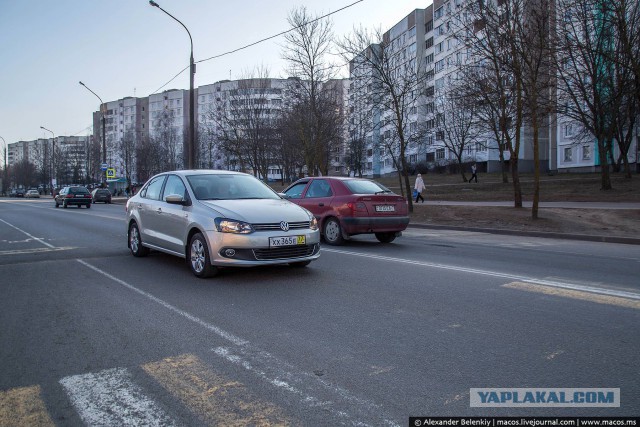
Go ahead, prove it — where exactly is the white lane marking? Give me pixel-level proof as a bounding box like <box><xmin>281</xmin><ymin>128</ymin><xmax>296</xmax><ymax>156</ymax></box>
<box><xmin>213</xmin><ymin>346</ymin><xmax>399</xmax><ymax>427</ymax></box>
<box><xmin>0</xmin><ymin>247</ymin><xmax>74</xmax><ymax>256</ymax></box>
<box><xmin>0</xmin><ymin>218</ymin><xmax>55</xmax><ymax>249</ymax></box>
<box><xmin>76</xmin><ymin>259</ymin><xmax>247</xmax><ymax>346</ymax></box>
<box><xmin>76</xmin><ymin>259</ymin><xmax>399</xmax><ymax>427</ymax></box>
<box><xmin>60</xmin><ymin>367</ymin><xmax>177</xmax><ymax>427</ymax></box>
<box><xmin>322</xmin><ymin>248</ymin><xmax>640</xmax><ymax>300</ymax></box>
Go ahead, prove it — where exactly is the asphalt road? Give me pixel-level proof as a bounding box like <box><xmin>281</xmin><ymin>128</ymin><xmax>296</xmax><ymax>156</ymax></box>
<box><xmin>1</xmin><ymin>198</ymin><xmax>639</xmax><ymax>426</ymax></box>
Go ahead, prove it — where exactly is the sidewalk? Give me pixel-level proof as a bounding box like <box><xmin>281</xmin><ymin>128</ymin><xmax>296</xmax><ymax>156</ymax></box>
<box><xmin>420</xmin><ymin>200</ymin><xmax>640</xmax><ymax>210</ymax></box>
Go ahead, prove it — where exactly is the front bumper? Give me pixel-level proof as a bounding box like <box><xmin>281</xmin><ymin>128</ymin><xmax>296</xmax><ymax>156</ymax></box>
<box><xmin>202</xmin><ymin>229</ymin><xmax>321</xmax><ymax>267</ymax></box>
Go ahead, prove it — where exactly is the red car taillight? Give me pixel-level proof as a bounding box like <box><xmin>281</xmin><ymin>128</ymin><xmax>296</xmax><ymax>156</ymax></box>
<box><xmin>347</xmin><ymin>201</ymin><xmax>367</xmax><ymax>213</ymax></box>
<box><xmin>66</xmin><ymin>194</ymin><xmax>74</xmax><ymax>198</ymax></box>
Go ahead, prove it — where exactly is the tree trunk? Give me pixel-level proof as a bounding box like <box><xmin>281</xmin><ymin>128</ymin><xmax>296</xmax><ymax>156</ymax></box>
<box><xmin>597</xmin><ymin>137</ymin><xmax>613</xmax><ymax>190</ymax></box>
<box><xmin>531</xmin><ymin>112</ymin><xmax>540</xmax><ymax>220</ymax></box>
<box><xmin>510</xmin><ymin>157</ymin><xmax>523</xmax><ymax>208</ymax></box>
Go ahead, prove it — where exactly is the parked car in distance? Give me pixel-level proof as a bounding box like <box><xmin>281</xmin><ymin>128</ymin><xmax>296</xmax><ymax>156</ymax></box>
<box><xmin>126</xmin><ymin>170</ymin><xmax>321</xmax><ymax>278</ymax></box>
<box><xmin>25</xmin><ymin>190</ymin><xmax>40</xmax><ymax>198</ymax></box>
<box><xmin>281</xmin><ymin>176</ymin><xmax>410</xmax><ymax>245</ymax></box>
<box><xmin>9</xmin><ymin>188</ymin><xmax>25</xmax><ymax>197</ymax></box>
<box><xmin>55</xmin><ymin>186</ymin><xmax>92</xmax><ymax>208</ymax></box>
<box><xmin>91</xmin><ymin>188</ymin><xmax>112</xmax><ymax>204</ymax></box>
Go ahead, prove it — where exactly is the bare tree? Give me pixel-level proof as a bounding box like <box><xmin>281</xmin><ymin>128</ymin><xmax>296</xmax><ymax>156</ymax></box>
<box><xmin>339</xmin><ymin>26</ymin><xmax>426</xmax><ymax>212</ymax></box>
<box><xmin>117</xmin><ymin>130</ymin><xmax>136</xmax><ymax>191</ymax></box>
<box><xmin>515</xmin><ymin>0</ymin><xmax>556</xmax><ymax>219</ymax></box>
<box><xmin>282</xmin><ymin>6</ymin><xmax>342</xmax><ymax>177</ymax></box>
<box><xmin>435</xmin><ymin>84</ymin><xmax>482</xmax><ymax>182</ymax></box>
<box><xmin>459</xmin><ymin>0</ymin><xmax>527</xmax><ymax>207</ymax></box>
<box><xmin>556</xmin><ymin>0</ymin><xmax>626</xmax><ymax>190</ymax></box>
<box><xmin>211</xmin><ymin>70</ymin><xmax>281</xmax><ymax>180</ymax></box>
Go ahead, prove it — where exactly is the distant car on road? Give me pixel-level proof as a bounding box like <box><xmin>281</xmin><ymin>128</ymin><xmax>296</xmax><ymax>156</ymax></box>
<box><xmin>282</xmin><ymin>176</ymin><xmax>410</xmax><ymax>245</ymax></box>
<box><xmin>91</xmin><ymin>188</ymin><xmax>112</xmax><ymax>204</ymax></box>
<box><xmin>9</xmin><ymin>189</ymin><xmax>25</xmax><ymax>197</ymax></box>
<box><xmin>55</xmin><ymin>186</ymin><xmax>92</xmax><ymax>208</ymax></box>
<box><xmin>25</xmin><ymin>190</ymin><xmax>40</xmax><ymax>198</ymax></box>
<box><xmin>126</xmin><ymin>170</ymin><xmax>320</xmax><ymax>278</ymax></box>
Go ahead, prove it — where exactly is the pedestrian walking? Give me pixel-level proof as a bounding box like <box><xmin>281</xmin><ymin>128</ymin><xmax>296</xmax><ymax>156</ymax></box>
<box><xmin>414</xmin><ymin>173</ymin><xmax>425</xmax><ymax>203</ymax></box>
<box><xmin>470</xmin><ymin>163</ymin><xmax>478</xmax><ymax>183</ymax></box>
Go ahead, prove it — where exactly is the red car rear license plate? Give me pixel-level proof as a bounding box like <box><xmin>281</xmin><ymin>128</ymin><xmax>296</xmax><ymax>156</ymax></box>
<box><xmin>375</xmin><ymin>205</ymin><xmax>395</xmax><ymax>212</ymax></box>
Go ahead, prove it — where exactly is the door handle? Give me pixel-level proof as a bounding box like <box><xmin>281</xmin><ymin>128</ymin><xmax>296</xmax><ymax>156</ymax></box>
<box><xmin>318</xmin><ymin>203</ymin><xmax>324</xmax><ymax>207</ymax></box>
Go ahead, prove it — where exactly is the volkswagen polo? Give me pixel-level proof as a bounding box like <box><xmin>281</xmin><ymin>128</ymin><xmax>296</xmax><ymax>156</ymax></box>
<box><xmin>126</xmin><ymin>170</ymin><xmax>320</xmax><ymax>278</ymax></box>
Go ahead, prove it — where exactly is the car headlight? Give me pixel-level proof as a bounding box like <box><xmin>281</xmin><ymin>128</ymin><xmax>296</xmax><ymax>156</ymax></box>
<box><xmin>215</xmin><ymin>218</ymin><xmax>254</xmax><ymax>234</ymax></box>
<box><xmin>309</xmin><ymin>216</ymin><xmax>318</xmax><ymax>231</ymax></box>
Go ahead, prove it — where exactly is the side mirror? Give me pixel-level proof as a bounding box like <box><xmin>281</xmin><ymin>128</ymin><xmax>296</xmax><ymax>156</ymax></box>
<box><xmin>278</xmin><ymin>192</ymin><xmax>291</xmax><ymax>199</ymax></box>
<box><xmin>165</xmin><ymin>194</ymin><xmax>189</xmax><ymax>205</ymax></box>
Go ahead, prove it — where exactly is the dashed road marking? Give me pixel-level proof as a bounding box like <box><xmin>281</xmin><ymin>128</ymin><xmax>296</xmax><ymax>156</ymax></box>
<box><xmin>59</xmin><ymin>367</ymin><xmax>177</xmax><ymax>427</ymax></box>
<box><xmin>503</xmin><ymin>281</ymin><xmax>640</xmax><ymax>310</ymax></box>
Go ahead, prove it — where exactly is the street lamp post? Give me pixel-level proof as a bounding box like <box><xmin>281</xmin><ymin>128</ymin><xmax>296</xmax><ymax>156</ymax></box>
<box><xmin>149</xmin><ymin>0</ymin><xmax>196</xmax><ymax>169</ymax></box>
<box><xmin>79</xmin><ymin>81</ymin><xmax>107</xmax><ymax>186</ymax></box>
<box><xmin>0</xmin><ymin>136</ymin><xmax>6</xmax><ymax>195</ymax></box>
<box><xmin>40</xmin><ymin>126</ymin><xmax>55</xmax><ymax>195</ymax></box>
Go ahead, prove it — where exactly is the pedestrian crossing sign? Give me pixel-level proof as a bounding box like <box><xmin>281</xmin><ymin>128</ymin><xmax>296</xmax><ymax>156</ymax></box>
<box><xmin>106</xmin><ymin>168</ymin><xmax>116</xmax><ymax>179</ymax></box>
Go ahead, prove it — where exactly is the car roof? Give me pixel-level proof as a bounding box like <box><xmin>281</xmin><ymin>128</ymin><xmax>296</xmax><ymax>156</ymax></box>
<box><xmin>155</xmin><ymin>169</ymin><xmax>249</xmax><ymax>178</ymax></box>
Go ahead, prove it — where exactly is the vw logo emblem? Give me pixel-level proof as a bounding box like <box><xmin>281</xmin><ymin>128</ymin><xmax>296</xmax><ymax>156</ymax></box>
<box><xmin>280</xmin><ymin>221</ymin><xmax>290</xmax><ymax>231</ymax></box>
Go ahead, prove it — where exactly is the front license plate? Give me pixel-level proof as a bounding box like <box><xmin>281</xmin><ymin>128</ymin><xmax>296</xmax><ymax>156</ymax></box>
<box><xmin>375</xmin><ymin>205</ymin><xmax>395</xmax><ymax>212</ymax></box>
<box><xmin>270</xmin><ymin>235</ymin><xmax>305</xmax><ymax>247</ymax></box>
<box><xmin>76</xmin><ymin>195</ymin><xmax>86</xmax><ymax>198</ymax></box>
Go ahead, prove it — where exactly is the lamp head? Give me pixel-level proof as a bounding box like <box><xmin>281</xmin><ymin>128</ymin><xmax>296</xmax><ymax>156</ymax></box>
<box><xmin>149</xmin><ymin>1</ymin><xmax>159</xmax><ymax>7</ymax></box>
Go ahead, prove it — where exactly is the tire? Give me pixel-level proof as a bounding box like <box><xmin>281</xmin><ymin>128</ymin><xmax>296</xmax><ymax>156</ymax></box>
<box><xmin>289</xmin><ymin>260</ymin><xmax>311</xmax><ymax>268</ymax></box>
<box><xmin>86</xmin><ymin>203</ymin><xmax>91</xmax><ymax>209</ymax></box>
<box><xmin>375</xmin><ymin>232</ymin><xmax>396</xmax><ymax>244</ymax></box>
<box><xmin>63</xmin><ymin>201</ymin><xmax>68</xmax><ymax>209</ymax></box>
<box><xmin>323</xmin><ymin>217</ymin><xmax>345</xmax><ymax>246</ymax></box>
<box><xmin>188</xmin><ymin>233</ymin><xmax>218</xmax><ymax>278</ymax></box>
<box><xmin>55</xmin><ymin>201</ymin><xmax>59</xmax><ymax>208</ymax></box>
<box><xmin>128</xmin><ymin>222</ymin><xmax>149</xmax><ymax>257</ymax></box>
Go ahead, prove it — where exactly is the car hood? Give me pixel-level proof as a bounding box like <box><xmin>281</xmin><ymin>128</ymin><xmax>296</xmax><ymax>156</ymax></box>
<box><xmin>199</xmin><ymin>198</ymin><xmax>311</xmax><ymax>223</ymax></box>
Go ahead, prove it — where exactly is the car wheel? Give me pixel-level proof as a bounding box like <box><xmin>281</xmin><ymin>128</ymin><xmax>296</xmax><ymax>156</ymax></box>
<box><xmin>188</xmin><ymin>233</ymin><xmax>218</xmax><ymax>278</ymax></box>
<box><xmin>55</xmin><ymin>201</ymin><xmax>59</xmax><ymax>208</ymax></box>
<box><xmin>323</xmin><ymin>217</ymin><xmax>344</xmax><ymax>246</ymax></box>
<box><xmin>289</xmin><ymin>260</ymin><xmax>311</xmax><ymax>267</ymax></box>
<box><xmin>86</xmin><ymin>203</ymin><xmax>91</xmax><ymax>209</ymax></box>
<box><xmin>128</xmin><ymin>222</ymin><xmax>149</xmax><ymax>257</ymax></box>
<box><xmin>375</xmin><ymin>232</ymin><xmax>396</xmax><ymax>244</ymax></box>
<box><xmin>63</xmin><ymin>201</ymin><xmax>68</xmax><ymax>209</ymax></box>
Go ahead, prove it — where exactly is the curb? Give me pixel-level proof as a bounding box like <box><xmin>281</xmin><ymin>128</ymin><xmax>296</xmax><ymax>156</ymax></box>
<box><xmin>408</xmin><ymin>223</ymin><xmax>640</xmax><ymax>245</ymax></box>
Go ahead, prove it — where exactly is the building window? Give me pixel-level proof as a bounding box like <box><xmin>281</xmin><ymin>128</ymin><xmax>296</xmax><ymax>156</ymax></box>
<box><xmin>409</xmin><ymin>154</ymin><xmax>417</xmax><ymax>163</ymax></box>
<box><xmin>582</xmin><ymin>145</ymin><xmax>592</xmax><ymax>160</ymax></box>
<box><xmin>425</xmin><ymin>37</ymin><xmax>434</xmax><ymax>49</ymax></box>
<box><xmin>427</xmin><ymin>152</ymin><xmax>435</xmax><ymax>161</ymax></box>
<box><xmin>436</xmin><ymin>148</ymin><xmax>445</xmax><ymax>159</ymax></box>
<box><xmin>563</xmin><ymin>147</ymin><xmax>573</xmax><ymax>162</ymax></box>
<box><xmin>435</xmin><ymin>6</ymin><xmax>444</xmax><ymax>19</ymax></box>
<box><xmin>564</xmin><ymin>123</ymin><xmax>573</xmax><ymax>137</ymax></box>
<box><xmin>425</xmin><ymin>20</ymin><xmax>433</xmax><ymax>32</ymax></box>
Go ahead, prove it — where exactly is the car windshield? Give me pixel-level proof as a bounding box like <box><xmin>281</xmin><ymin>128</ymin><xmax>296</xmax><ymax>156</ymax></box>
<box><xmin>69</xmin><ymin>187</ymin><xmax>89</xmax><ymax>194</ymax></box>
<box><xmin>343</xmin><ymin>179</ymin><xmax>392</xmax><ymax>195</ymax></box>
<box><xmin>186</xmin><ymin>174</ymin><xmax>280</xmax><ymax>201</ymax></box>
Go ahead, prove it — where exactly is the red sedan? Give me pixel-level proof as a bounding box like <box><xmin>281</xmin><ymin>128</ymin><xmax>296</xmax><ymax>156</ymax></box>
<box><xmin>282</xmin><ymin>177</ymin><xmax>409</xmax><ymax>245</ymax></box>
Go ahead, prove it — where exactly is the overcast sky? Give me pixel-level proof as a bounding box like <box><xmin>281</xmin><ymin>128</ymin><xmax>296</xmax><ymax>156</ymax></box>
<box><xmin>0</xmin><ymin>0</ymin><xmax>429</xmax><ymax>146</ymax></box>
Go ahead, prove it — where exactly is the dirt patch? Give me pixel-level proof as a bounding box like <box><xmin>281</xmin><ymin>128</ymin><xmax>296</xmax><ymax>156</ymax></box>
<box><xmin>410</xmin><ymin>205</ymin><xmax>640</xmax><ymax>238</ymax></box>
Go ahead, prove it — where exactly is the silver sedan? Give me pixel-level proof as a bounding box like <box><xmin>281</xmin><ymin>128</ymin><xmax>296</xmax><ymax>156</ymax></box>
<box><xmin>125</xmin><ymin>170</ymin><xmax>320</xmax><ymax>278</ymax></box>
